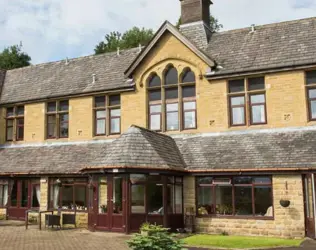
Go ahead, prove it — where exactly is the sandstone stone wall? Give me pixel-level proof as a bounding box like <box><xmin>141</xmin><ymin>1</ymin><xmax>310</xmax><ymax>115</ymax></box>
<box><xmin>183</xmin><ymin>175</ymin><xmax>305</xmax><ymax>239</ymax></box>
<box><xmin>0</xmin><ymin>208</ymin><xmax>6</xmax><ymax>220</ymax></box>
<box><xmin>39</xmin><ymin>177</ymin><xmax>88</xmax><ymax>228</ymax></box>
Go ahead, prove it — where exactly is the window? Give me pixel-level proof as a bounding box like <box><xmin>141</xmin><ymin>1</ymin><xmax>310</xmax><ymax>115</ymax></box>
<box><xmin>0</xmin><ymin>180</ymin><xmax>8</xmax><ymax>207</ymax></box>
<box><xmin>5</xmin><ymin>106</ymin><xmax>24</xmax><ymax>141</ymax></box>
<box><xmin>196</xmin><ymin>176</ymin><xmax>273</xmax><ymax>218</ymax></box>
<box><xmin>228</xmin><ymin>77</ymin><xmax>266</xmax><ymax>126</ymax></box>
<box><xmin>46</xmin><ymin>101</ymin><xmax>69</xmax><ymax>139</ymax></box>
<box><xmin>130</xmin><ymin>174</ymin><xmax>183</xmax><ymax>215</ymax></box>
<box><xmin>49</xmin><ymin>178</ymin><xmax>87</xmax><ymax>211</ymax></box>
<box><xmin>94</xmin><ymin>95</ymin><xmax>121</xmax><ymax>136</ymax></box>
<box><xmin>148</xmin><ymin>73</ymin><xmax>162</xmax><ymax>131</ymax></box>
<box><xmin>147</xmin><ymin>67</ymin><xmax>196</xmax><ymax>131</ymax></box>
<box><xmin>306</xmin><ymin>71</ymin><xmax>316</xmax><ymax>121</ymax></box>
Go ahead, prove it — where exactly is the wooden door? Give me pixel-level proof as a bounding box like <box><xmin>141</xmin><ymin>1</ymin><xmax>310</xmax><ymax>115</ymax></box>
<box><xmin>7</xmin><ymin>180</ymin><xmax>30</xmax><ymax>220</ymax></box>
<box><xmin>94</xmin><ymin>175</ymin><xmax>127</xmax><ymax>232</ymax></box>
<box><xmin>108</xmin><ymin>175</ymin><xmax>126</xmax><ymax>232</ymax></box>
<box><xmin>88</xmin><ymin>178</ymin><xmax>98</xmax><ymax>230</ymax></box>
<box><xmin>304</xmin><ymin>174</ymin><xmax>316</xmax><ymax>239</ymax></box>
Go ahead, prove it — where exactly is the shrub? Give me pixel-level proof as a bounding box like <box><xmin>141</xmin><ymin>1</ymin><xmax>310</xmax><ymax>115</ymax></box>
<box><xmin>0</xmin><ymin>214</ymin><xmax>5</xmax><ymax>220</ymax></box>
<box><xmin>127</xmin><ymin>223</ymin><xmax>185</xmax><ymax>250</ymax></box>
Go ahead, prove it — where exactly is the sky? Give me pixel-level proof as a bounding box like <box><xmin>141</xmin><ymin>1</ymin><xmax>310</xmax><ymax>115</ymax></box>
<box><xmin>1</xmin><ymin>0</ymin><xmax>316</xmax><ymax>64</ymax></box>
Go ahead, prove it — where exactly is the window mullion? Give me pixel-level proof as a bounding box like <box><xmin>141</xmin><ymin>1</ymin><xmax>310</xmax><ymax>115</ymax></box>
<box><xmin>56</xmin><ymin>113</ymin><xmax>60</xmax><ymax>139</ymax></box>
<box><xmin>162</xmin><ymin>87</ymin><xmax>166</xmax><ymax>132</ymax></box>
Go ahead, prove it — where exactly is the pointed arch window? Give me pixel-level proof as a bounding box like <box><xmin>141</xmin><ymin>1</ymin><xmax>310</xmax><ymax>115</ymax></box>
<box><xmin>148</xmin><ymin>73</ymin><xmax>162</xmax><ymax>131</ymax></box>
<box><xmin>164</xmin><ymin>66</ymin><xmax>178</xmax><ymax>85</ymax></box>
<box><xmin>147</xmin><ymin>66</ymin><xmax>197</xmax><ymax>132</ymax></box>
<box><xmin>181</xmin><ymin>68</ymin><xmax>196</xmax><ymax>129</ymax></box>
<box><xmin>164</xmin><ymin>66</ymin><xmax>179</xmax><ymax>131</ymax></box>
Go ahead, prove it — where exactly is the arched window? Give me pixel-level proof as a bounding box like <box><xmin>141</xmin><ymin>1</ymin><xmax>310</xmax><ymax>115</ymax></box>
<box><xmin>181</xmin><ymin>68</ymin><xmax>196</xmax><ymax>129</ymax></box>
<box><xmin>164</xmin><ymin>66</ymin><xmax>178</xmax><ymax>85</ymax></box>
<box><xmin>181</xmin><ymin>69</ymin><xmax>196</xmax><ymax>83</ymax></box>
<box><xmin>164</xmin><ymin>66</ymin><xmax>179</xmax><ymax>130</ymax></box>
<box><xmin>148</xmin><ymin>73</ymin><xmax>161</xmax><ymax>88</ymax></box>
<box><xmin>146</xmin><ymin>66</ymin><xmax>197</xmax><ymax>132</ymax></box>
<box><xmin>147</xmin><ymin>73</ymin><xmax>162</xmax><ymax>131</ymax></box>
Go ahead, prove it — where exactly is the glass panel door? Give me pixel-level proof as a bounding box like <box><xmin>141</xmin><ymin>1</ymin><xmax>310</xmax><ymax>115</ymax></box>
<box><xmin>304</xmin><ymin>174</ymin><xmax>316</xmax><ymax>238</ymax></box>
<box><xmin>10</xmin><ymin>180</ymin><xmax>18</xmax><ymax>207</ymax></box>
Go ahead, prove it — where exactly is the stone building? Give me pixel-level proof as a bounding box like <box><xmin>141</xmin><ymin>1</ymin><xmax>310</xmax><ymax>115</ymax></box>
<box><xmin>0</xmin><ymin>0</ymin><xmax>316</xmax><ymax>239</ymax></box>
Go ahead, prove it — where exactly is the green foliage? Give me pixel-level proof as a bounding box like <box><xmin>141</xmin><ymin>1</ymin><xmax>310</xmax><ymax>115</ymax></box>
<box><xmin>0</xmin><ymin>214</ymin><xmax>6</xmax><ymax>220</ymax></box>
<box><xmin>140</xmin><ymin>222</ymin><xmax>167</xmax><ymax>233</ymax></box>
<box><xmin>182</xmin><ymin>235</ymin><xmax>303</xmax><ymax>249</ymax></box>
<box><xmin>127</xmin><ymin>223</ymin><xmax>185</xmax><ymax>250</ymax></box>
<box><xmin>0</xmin><ymin>44</ymin><xmax>31</xmax><ymax>70</ymax></box>
<box><xmin>176</xmin><ymin>14</ymin><xmax>223</xmax><ymax>32</ymax></box>
<box><xmin>94</xmin><ymin>27</ymin><xmax>154</xmax><ymax>54</ymax></box>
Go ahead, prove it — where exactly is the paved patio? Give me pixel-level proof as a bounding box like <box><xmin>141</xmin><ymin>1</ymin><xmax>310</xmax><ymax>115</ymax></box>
<box><xmin>0</xmin><ymin>223</ymin><xmax>315</xmax><ymax>250</ymax></box>
<box><xmin>0</xmin><ymin>225</ymin><xmax>130</xmax><ymax>250</ymax></box>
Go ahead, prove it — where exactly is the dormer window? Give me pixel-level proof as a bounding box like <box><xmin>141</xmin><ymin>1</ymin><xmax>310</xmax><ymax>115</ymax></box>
<box><xmin>147</xmin><ymin>66</ymin><xmax>196</xmax><ymax>132</ymax></box>
<box><xmin>5</xmin><ymin>106</ymin><xmax>24</xmax><ymax>141</ymax></box>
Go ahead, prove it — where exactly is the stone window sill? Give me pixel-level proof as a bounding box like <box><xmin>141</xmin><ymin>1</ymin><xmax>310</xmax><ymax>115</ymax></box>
<box><xmin>196</xmin><ymin>215</ymin><xmax>274</xmax><ymax>220</ymax></box>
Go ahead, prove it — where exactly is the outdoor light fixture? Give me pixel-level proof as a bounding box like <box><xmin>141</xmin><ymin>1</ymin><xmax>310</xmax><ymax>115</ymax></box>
<box><xmin>56</xmin><ymin>178</ymin><xmax>62</xmax><ymax>187</ymax></box>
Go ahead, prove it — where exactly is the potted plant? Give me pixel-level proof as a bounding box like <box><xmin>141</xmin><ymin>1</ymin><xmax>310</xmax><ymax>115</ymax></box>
<box><xmin>280</xmin><ymin>199</ymin><xmax>290</xmax><ymax>208</ymax></box>
<box><xmin>100</xmin><ymin>205</ymin><xmax>107</xmax><ymax>213</ymax></box>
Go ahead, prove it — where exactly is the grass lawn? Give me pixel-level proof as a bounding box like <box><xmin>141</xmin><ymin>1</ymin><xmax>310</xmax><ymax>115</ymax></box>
<box><xmin>182</xmin><ymin>234</ymin><xmax>303</xmax><ymax>249</ymax></box>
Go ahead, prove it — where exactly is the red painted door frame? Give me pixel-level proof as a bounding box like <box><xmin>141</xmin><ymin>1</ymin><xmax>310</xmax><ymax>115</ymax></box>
<box><xmin>7</xmin><ymin>179</ymin><xmax>32</xmax><ymax>220</ymax></box>
<box><xmin>304</xmin><ymin>174</ymin><xmax>316</xmax><ymax>239</ymax></box>
<box><xmin>89</xmin><ymin>174</ymin><xmax>127</xmax><ymax>233</ymax></box>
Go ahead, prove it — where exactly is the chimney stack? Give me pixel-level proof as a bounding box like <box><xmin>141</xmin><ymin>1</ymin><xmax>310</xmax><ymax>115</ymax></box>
<box><xmin>180</xmin><ymin>0</ymin><xmax>212</xmax><ymax>28</ymax></box>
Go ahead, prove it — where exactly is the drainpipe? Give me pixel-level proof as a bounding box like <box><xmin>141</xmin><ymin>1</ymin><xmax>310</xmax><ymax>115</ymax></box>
<box><xmin>312</xmin><ymin>174</ymin><xmax>316</xmax><ymax>239</ymax></box>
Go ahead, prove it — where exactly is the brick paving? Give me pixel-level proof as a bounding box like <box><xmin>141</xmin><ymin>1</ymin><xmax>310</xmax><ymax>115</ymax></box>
<box><xmin>0</xmin><ymin>224</ymin><xmax>316</xmax><ymax>250</ymax></box>
<box><xmin>0</xmin><ymin>225</ymin><xmax>130</xmax><ymax>250</ymax></box>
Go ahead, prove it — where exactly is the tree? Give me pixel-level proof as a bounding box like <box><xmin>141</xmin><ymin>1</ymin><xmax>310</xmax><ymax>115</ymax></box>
<box><xmin>176</xmin><ymin>14</ymin><xmax>223</xmax><ymax>32</ymax></box>
<box><xmin>94</xmin><ymin>27</ymin><xmax>154</xmax><ymax>54</ymax></box>
<box><xmin>0</xmin><ymin>44</ymin><xmax>31</xmax><ymax>70</ymax></box>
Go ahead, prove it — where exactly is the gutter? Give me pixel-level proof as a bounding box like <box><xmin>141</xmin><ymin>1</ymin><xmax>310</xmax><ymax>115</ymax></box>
<box><xmin>0</xmin><ymin>85</ymin><xmax>135</xmax><ymax>106</ymax></box>
<box><xmin>205</xmin><ymin>62</ymin><xmax>316</xmax><ymax>80</ymax></box>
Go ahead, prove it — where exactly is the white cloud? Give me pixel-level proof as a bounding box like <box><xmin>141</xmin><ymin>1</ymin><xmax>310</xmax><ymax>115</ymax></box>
<box><xmin>1</xmin><ymin>0</ymin><xmax>316</xmax><ymax>64</ymax></box>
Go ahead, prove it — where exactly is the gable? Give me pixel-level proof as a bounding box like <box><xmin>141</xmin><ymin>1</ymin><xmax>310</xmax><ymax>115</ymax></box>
<box><xmin>125</xmin><ymin>21</ymin><xmax>215</xmax><ymax>80</ymax></box>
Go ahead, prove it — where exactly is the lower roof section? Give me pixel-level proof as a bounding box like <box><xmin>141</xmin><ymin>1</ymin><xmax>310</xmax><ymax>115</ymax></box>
<box><xmin>1</xmin><ymin>125</ymin><xmax>316</xmax><ymax>175</ymax></box>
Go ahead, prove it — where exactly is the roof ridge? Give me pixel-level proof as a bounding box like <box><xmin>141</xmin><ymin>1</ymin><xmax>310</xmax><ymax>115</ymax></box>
<box><xmin>129</xmin><ymin>125</ymin><xmax>175</xmax><ymax>140</ymax></box>
<box><xmin>6</xmin><ymin>47</ymin><xmax>141</xmax><ymax>73</ymax></box>
<box><xmin>215</xmin><ymin>16</ymin><xmax>316</xmax><ymax>35</ymax></box>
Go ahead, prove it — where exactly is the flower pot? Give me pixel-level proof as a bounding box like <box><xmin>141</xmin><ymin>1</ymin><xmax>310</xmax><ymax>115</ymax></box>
<box><xmin>280</xmin><ymin>199</ymin><xmax>290</xmax><ymax>208</ymax></box>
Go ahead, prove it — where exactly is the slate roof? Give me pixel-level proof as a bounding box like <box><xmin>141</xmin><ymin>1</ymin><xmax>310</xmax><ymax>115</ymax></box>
<box><xmin>205</xmin><ymin>17</ymin><xmax>316</xmax><ymax>76</ymax></box>
<box><xmin>0</xmin><ymin>70</ymin><xmax>5</xmax><ymax>97</ymax></box>
<box><xmin>176</xmin><ymin>128</ymin><xmax>316</xmax><ymax>171</ymax></box>
<box><xmin>1</xmin><ymin>126</ymin><xmax>316</xmax><ymax>175</ymax></box>
<box><xmin>84</xmin><ymin>125</ymin><xmax>185</xmax><ymax>171</ymax></box>
<box><xmin>0</xmin><ymin>125</ymin><xmax>185</xmax><ymax>175</ymax></box>
<box><xmin>0</xmin><ymin>48</ymin><xmax>139</xmax><ymax>104</ymax></box>
<box><xmin>1</xmin><ymin>17</ymin><xmax>316</xmax><ymax>103</ymax></box>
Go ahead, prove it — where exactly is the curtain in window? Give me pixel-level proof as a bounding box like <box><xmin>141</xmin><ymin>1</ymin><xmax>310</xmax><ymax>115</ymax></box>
<box><xmin>36</xmin><ymin>185</ymin><xmax>41</xmax><ymax>205</ymax></box>
<box><xmin>3</xmin><ymin>185</ymin><xmax>8</xmax><ymax>206</ymax></box>
<box><xmin>53</xmin><ymin>185</ymin><xmax>60</xmax><ymax>209</ymax></box>
<box><xmin>232</xmin><ymin>107</ymin><xmax>244</xmax><ymax>124</ymax></box>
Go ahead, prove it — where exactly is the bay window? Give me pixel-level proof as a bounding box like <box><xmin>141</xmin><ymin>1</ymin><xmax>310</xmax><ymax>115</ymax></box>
<box><xmin>49</xmin><ymin>178</ymin><xmax>87</xmax><ymax>211</ymax></box>
<box><xmin>94</xmin><ymin>95</ymin><xmax>121</xmax><ymax>136</ymax></box>
<box><xmin>147</xmin><ymin>66</ymin><xmax>196</xmax><ymax>131</ymax></box>
<box><xmin>5</xmin><ymin>106</ymin><xmax>24</xmax><ymax>141</ymax></box>
<box><xmin>306</xmin><ymin>70</ymin><xmax>316</xmax><ymax>121</ymax></box>
<box><xmin>228</xmin><ymin>77</ymin><xmax>266</xmax><ymax>126</ymax></box>
<box><xmin>197</xmin><ymin>176</ymin><xmax>273</xmax><ymax>218</ymax></box>
<box><xmin>46</xmin><ymin>100</ymin><xmax>69</xmax><ymax>139</ymax></box>
<box><xmin>130</xmin><ymin>174</ymin><xmax>183</xmax><ymax>215</ymax></box>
